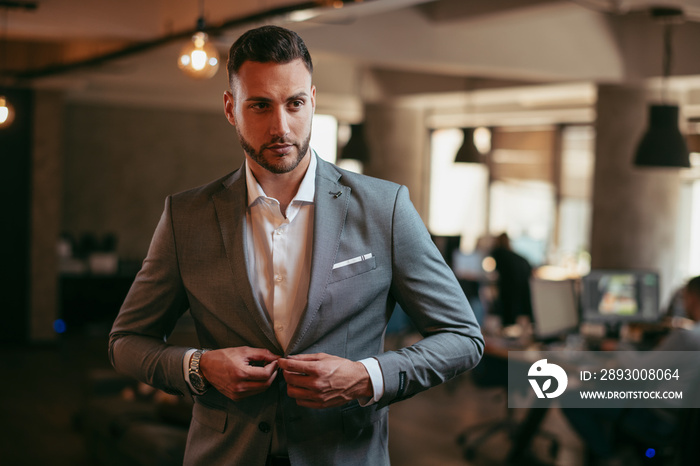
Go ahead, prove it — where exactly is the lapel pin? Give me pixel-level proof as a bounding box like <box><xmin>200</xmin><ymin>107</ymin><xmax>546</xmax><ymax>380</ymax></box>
<box><xmin>329</xmin><ymin>191</ymin><xmax>342</xmax><ymax>198</ymax></box>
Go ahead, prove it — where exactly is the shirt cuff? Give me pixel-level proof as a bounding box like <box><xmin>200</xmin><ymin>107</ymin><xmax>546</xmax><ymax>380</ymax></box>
<box><xmin>183</xmin><ymin>348</ymin><xmax>197</xmax><ymax>393</ymax></box>
<box><xmin>358</xmin><ymin>357</ymin><xmax>384</xmax><ymax>406</ymax></box>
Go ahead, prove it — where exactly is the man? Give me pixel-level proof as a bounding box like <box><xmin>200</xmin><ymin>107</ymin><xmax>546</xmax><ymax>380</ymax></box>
<box><xmin>659</xmin><ymin>275</ymin><xmax>700</xmax><ymax>350</ymax></box>
<box><xmin>562</xmin><ymin>275</ymin><xmax>700</xmax><ymax>464</ymax></box>
<box><xmin>109</xmin><ymin>25</ymin><xmax>483</xmax><ymax>466</ymax></box>
<box><xmin>489</xmin><ymin>232</ymin><xmax>533</xmax><ymax>326</ymax></box>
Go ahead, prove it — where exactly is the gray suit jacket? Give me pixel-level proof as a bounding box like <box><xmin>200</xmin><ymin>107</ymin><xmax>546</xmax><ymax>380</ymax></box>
<box><xmin>109</xmin><ymin>156</ymin><xmax>484</xmax><ymax>465</ymax></box>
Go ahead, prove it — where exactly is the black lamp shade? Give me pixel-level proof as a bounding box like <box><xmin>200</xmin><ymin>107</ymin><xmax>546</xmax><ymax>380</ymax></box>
<box><xmin>634</xmin><ymin>105</ymin><xmax>690</xmax><ymax>168</ymax></box>
<box><xmin>340</xmin><ymin>124</ymin><xmax>370</xmax><ymax>163</ymax></box>
<box><xmin>454</xmin><ymin>128</ymin><xmax>482</xmax><ymax>164</ymax></box>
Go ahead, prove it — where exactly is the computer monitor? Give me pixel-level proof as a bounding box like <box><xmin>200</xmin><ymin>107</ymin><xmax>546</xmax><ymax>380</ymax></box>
<box><xmin>581</xmin><ymin>269</ymin><xmax>660</xmax><ymax>326</ymax></box>
<box><xmin>529</xmin><ymin>278</ymin><xmax>580</xmax><ymax>341</ymax></box>
<box><xmin>430</xmin><ymin>234</ymin><xmax>461</xmax><ymax>268</ymax></box>
<box><xmin>452</xmin><ymin>250</ymin><xmax>488</xmax><ymax>280</ymax></box>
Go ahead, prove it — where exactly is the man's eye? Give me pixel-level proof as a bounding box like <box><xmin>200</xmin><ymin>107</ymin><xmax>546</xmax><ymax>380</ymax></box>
<box><xmin>251</xmin><ymin>103</ymin><xmax>268</xmax><ymax>110</ymax></box>
<box><xmin>290</xmin><ymin>100</ymin><xmax>304</xmax><ymax>108</ymax></box>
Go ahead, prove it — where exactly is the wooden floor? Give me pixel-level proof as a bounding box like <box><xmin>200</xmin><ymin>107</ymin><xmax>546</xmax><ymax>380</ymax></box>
<box><xmin>388</xmin><ymin>372</ymin><xmax>587</xmax><ymax>466</ymax></box>
<box><xmin>1</xmin><ymin>328</ymin><xmax>589</xmax><ymax>466</ymax></box>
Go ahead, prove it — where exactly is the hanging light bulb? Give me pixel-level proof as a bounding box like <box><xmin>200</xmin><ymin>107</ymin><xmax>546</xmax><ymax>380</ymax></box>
<box><xmin>0</xmin><ymin>6</ymin><xmax>16</xmax><ymax>129</ymax></box>
<box><xmin>0</xmin><ymin>95</ymin><xmax>14</xmax><ymax>128</ymax></box>
<box><xmin>178</xmin><ymin>31</ymin><xmax>219</xmax><ymax>79</ymax></box>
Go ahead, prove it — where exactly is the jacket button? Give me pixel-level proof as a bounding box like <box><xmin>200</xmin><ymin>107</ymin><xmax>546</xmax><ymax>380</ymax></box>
<box><xmin>258</xmin><ymin>422</ymin><xmax>271</xmax><ymax>433</ymax></box>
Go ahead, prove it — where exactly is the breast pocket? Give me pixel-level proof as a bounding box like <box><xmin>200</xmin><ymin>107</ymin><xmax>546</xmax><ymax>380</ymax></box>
<box><xmin>329</xmin><ymin>254</ymin><xmax>376</xmax><ymax>284</ymax></box>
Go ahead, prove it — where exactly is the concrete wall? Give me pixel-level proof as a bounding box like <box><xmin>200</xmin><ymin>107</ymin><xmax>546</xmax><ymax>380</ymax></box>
<box><xmin>591</xmin><ymin>85</ymin><xmax>682</xmax><ymax>304</ymax></box>
<box><xmin>30</xmin><ymin>90</ymin><xmax>65</xmax><ymax>341</ymax></box>
<box><xmin>364</xmin><ymin>102</ymin><xmax>431</xmax><ymax>221</ymax></box>
<box><xmin>63</xmin><ymin>103</ymin><xmax>244</xmax><ymax>261</ymax></box>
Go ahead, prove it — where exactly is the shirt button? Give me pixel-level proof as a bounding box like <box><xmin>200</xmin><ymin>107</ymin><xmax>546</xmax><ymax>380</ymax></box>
<box><xmin>275</xmin><ymin>275</ymin><xmax>283</xmax><ymax>282</ymax></box>
<box><xmin>275</xmin><ymin>228</ymin><xmax>284</xmax><ymax>235</ymax></box>
<box><xmin>258</xmin><ymin>422</ymin><xmax>271</xmax><ymax>433</ymax></box>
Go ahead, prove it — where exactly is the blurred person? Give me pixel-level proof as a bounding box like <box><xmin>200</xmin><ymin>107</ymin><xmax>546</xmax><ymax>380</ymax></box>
<box><xmin>109</xmin><ymin>25</ymin><xmax>483</xmax><ymax>466</ymax></box>
<box><xmin>563</xmin><ymin>275</ymin><xmax>700</xmax><ymax>465</ymax></box>
<box><xmin>489</xmin><ymin>232</ymin><xmax>533</xmax><ymax>326</ymax></box>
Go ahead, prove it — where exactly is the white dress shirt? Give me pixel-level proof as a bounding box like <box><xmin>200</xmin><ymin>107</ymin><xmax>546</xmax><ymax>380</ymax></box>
<box><xmin>185</xmin><ymin>153</ymin><xmax>383</xmax><ymax>404</ymax></box>
<box><xmin>244</xmin><ymin>153</ymin><xmax>316</xmax><ymax>350</ymax></box>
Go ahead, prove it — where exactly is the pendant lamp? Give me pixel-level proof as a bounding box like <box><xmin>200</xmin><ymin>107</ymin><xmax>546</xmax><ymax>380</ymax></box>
<box><xmin>177</xmin><ymin>0</ymin><xmax>219</xmax><ymax>80</ymax></box>
<box><xmin>454</xmin><ymin>128</ymin><xmax>483</xmax><ymax>164</ymax></box>
<box><xmin>0</xmin><ymin>95</ymin><xmax>14</xmax><ymax>128</ymax></box>
<box><xmin>0</xmin><ymin>6</ymin><xmax>16</xmax><ymax>129</ymax></box>
<box><xmin>454</xmin><ymin>79</ymin><xmax>489</xmax><ymax>164</ymax></box>
<box><xmin>633</xmin><ymin>8</ymin><xmax>690</xmax><ymax>168</ymax></box>
<box><xmin>634</xmin><ymin>105</ymin><xmax>689</xmax><ymax>167</ymax></box>
<box><xmin>339</xmin><ymin>123</ymin><xmax>370</xmax><ymax>163</ymax></box>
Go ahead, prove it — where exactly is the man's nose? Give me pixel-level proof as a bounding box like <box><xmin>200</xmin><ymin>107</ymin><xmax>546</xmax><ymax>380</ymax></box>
<box><xmin>270</xmin><ymin>108</ymin><xmax>290</xmax><ymax>138</ymax></box>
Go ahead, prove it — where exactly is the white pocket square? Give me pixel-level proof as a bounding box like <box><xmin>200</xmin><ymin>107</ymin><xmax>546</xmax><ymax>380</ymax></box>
<box><xmin>333</xmin><ymin>253</ymin><xmax>373</xmax><ymax>270</ymax></box>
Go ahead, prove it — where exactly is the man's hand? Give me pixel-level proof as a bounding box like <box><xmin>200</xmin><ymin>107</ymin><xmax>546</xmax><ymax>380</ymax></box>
<box><xmin>278</xmin><ymin>353</ymin><xmax>373</xmax><ymax>409</ymax></box>
<box><xmin>199</xmin><ymin>347</ymin><xmax>280</xmax><ymax>401</ymax></box>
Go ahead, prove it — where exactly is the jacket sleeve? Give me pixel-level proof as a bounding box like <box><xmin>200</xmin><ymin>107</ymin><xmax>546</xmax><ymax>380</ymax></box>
<box><xmin>374</xmin><ymin>185</ymin><xmax>484</xmax><ymax>407</ymax></box>
<box><xmin>108</xmin><ymin>196</ymin><xmax>192</xmax><ymax>396</ymax></box>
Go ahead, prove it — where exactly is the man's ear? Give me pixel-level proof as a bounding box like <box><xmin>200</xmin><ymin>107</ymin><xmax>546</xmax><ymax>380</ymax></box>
<box><xmin>223</xmin><ymin>91</ymin><xmax>236</xmax><ymax>126</ymax></box>
<box><xmin>310</xmin><ymin>85</ymin><xmax>316</xmax><ymax>113</ymax></box>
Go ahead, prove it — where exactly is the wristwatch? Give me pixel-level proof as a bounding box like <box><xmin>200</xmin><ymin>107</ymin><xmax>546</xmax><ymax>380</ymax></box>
<box><xmin>188</xmin><ymin>349</ymin><xmax>210</xmax><ymax>394</ymax></box>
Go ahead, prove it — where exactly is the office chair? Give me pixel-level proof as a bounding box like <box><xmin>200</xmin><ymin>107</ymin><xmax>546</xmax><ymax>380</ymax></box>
<box><xmin>456</xmin><ymin>355</ymin><xmax>559</xmax><ymax>462</ymax></box>
<box><xmin>674</xmin><ymin>407</ymin><xmax>700</xmax><ymax>464</ymax></box>
<box><xmin>611</xmin><ymin>400</ymin><xmax>700</xmax><ymax>465</ymax></box>
<box><xmin>455</xmin><ymin>390</ymin><xmax>516</xmax><ymax>462</ymax></box>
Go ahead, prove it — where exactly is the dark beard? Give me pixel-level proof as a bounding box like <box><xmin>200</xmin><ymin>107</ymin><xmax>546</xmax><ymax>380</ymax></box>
<box><xmin>237</xmin><ymin>129</ymin><xmax>312</xmax><ymax>175</ymax></box>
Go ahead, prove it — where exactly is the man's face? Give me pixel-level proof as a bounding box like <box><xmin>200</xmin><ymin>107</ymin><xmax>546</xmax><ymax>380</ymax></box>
<box><xmin>224</xmin><ymin>59</ymin><xmax>315</xmax><ymax>175</ymax></box>
<box><xmin>684</xmin><ymin>288</ymin><xmax>700</xmax><ymax>321</ymax></box>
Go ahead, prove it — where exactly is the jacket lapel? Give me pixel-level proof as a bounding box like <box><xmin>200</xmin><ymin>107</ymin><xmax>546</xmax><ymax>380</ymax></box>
<box><xmin>211</xmin><ymin>166</ymin><xmax>282</xmax><ymax>353</ymax></box>
<box><xmin>287</xmin><ymin>158</ymin><xmax>350</xmax><ymax>354</ymax></box>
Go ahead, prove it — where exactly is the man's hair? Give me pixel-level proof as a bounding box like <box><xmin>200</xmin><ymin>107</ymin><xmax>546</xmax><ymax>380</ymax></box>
<box><xmin>687</xmin><ymin>275</ymin><xmax>700</xmax><ymax>298</ymax></box>
<box><xmin>227</xmin><ymin>25</ymin><xmax>313</xmax><ymax>86</ymax></box>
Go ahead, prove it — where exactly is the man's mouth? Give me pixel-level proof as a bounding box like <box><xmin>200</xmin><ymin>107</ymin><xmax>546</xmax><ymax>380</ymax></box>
<box><xmin>266</xmin><ymin>143</ymin><xmax>294</xmax><ymax>155</ymax></box>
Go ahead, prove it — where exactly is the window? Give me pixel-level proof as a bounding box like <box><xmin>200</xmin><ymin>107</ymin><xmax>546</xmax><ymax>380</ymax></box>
<box><xmin>310</xmin><ymin>114</ymin><xmax>338</xmax><ymax>163</ymax></box>
<box><xmin>429</xmin><ymin>125</ymin><xmax>595</xmax><ymax>271</ymax></box>
<box><xmin>556</xmin><ymin>125</ymin><xmax>595</xmax><ymax>274</ymax></box>
<box><xmin>487</xmin><ymin>127</ymin><xmax>558</xmax><ymax>266</ymax></box>
<box><xmin>679</xmin><ymin>150</ymin><xmax>700</xmax><ymax>279</ymax></box>
<box><xmin>428</xmin><ymin>128</ymin><xmax>488</xmax><ymax>252</ymax></box>
<box><xmin>689</xmin><ymin>180</ymin><xmax>700</xmax><ymax>277</ymax></box>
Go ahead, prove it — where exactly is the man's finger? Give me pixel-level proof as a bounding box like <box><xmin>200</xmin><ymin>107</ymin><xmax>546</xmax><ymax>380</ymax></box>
<box><xmin>286</xmin><ymin>383</ymin><xmax>318</xmax><ymax>401</ymax></box>
<box><xmin>282</xmin><ymin>370</ymin><xmax>316</xmax><ymax>389</ymax></box>
<box><xmin>286</xmin><ymin>353</ymin><xmax>323</xmax><ymax>361</ymax></box>
<box><xmin>295</xmin><ymin>399</ymin><xmax>325</xmax><ymax>409</ymax></box>
<box><xmin>244</xmin><ymin>348</ymin><xmax>280</xmax><ymax>363</ymax></box>
<box><xmin>243</xmin><ymin>360</ymin><xmax>278</xmax><ymax>381</ymax></box>
<box><xmin>242</xmin><ymin>374</ymin><xmax>278</xmax><ymax>392</ymax></box>
<box><xmin>265</xmin><ymin>366</ymin><xmax>279</xmax><ymax>385</ymax></box>
<box><xmin>278</xmin><ymin>358</ymin><xmax>317</xmax><ymax>375</ymax></box>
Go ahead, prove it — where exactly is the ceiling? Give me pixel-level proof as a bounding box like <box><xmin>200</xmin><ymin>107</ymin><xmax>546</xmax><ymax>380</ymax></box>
<box><xmin>4</xmin><ymin>0</ymin><xmax>700</xmax><ymax>120</ymax></box>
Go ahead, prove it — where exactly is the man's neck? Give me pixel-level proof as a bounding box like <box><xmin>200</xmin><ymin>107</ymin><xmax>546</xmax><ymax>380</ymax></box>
<box><xmin>247</xmin><ymin>151</ymin><xmax>311</xmax><ymax>215</ymax></box>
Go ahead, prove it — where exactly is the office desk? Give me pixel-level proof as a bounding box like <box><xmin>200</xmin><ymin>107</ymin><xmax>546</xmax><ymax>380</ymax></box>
<box><xmin>482</xmin><ymin>335</ymin><xmax>615</xmax><ymax>465</ymax></box>
<box><xmin>482</xmin><ymin>325</ymin><xmax>677</xmax><ymax>465</ymax></box>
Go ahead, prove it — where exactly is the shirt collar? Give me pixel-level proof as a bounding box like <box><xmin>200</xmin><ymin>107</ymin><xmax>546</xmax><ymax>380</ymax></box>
<box><xmin>245</xmin><ymin>150</ymin><xmax>317</xmax><ymax>207</ymax></box>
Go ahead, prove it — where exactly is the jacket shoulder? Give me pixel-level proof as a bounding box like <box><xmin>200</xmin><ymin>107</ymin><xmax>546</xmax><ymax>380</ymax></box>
<box><xmin>168</xmin><ymin>169</ymin><xmax>242</xmax><ymax>207</ymax></box>
<box><xmin>324</xmin><ymin>162</ymin><xmax>403</xmax><ymax>199</ymax></box>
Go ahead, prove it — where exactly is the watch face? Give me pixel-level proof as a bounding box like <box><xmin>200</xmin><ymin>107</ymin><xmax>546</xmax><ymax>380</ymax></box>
<box><xmin>191</xmin><ymin>373</ymin><xmax>205</xmax><ymax>391</ymax></box>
